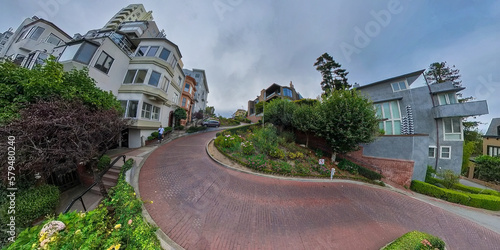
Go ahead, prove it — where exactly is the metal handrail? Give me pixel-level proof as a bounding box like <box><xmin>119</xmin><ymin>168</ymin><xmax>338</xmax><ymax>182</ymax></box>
<box><xmin>63</xmin><ymin>155</ymin><xmax>126</xmax><ymax>213</ymax></box>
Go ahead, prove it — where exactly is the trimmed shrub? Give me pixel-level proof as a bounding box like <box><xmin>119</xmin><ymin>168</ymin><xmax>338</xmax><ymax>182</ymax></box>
<box><xmin>174</xmin><ymin>125</ymin><xmax>184</xmax><ymax>130</ymax></box>
<box><xmin>411</xmin><ymin>180</ymin><xmax>500</xmax><ymax>211</ymax></box>
<box><xmin>338</xmin><ymin>159</ymin><xmax>382</xmax><ymax>180</ymax></box>
<box><xmin>427</xmin><ymin>177</ymin><xmax>500</xmax><ymax>197</ymax></box>
<box><xmin>452</xmin><ymin>183</ymin><xmax>500</xmax><ymax>197</ymax></box>
<box><xmin>0</xmin><ymin>184</ymin><xmax>60</xmax><ymax>246</ymax></box>
<box><xmin>357</xmin><ymin>165</ymin><xmax>383</xmax><ymax>181</ymax></box>
<box><xmin>186</xmin><ymin>126</ymin><xmax>207</xmax><ymax>133</ymax></box>
<box><xmin>382</xmin><ymin>230</ymin><xmax>445</xmax><ymax>250</ymax></box>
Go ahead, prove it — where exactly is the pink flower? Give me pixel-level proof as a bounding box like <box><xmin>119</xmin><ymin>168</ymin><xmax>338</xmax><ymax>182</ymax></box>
<box><xmin>128</xmin><ymin>219</ymin><xmax>133</xmax><ymax>225</ymax></box>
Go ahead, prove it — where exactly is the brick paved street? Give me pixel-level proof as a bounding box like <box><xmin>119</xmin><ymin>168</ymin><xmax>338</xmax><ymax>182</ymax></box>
<box><xmin>139</xmin><ymin>131</ymin><xmax>500</xmax><ymax>249</ymax></box>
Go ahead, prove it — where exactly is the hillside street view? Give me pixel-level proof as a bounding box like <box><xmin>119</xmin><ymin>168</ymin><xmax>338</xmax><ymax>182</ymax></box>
<box><xmin>1</xmin><ymin>1</ymin><xmax>500</xmax><ymax>249</ymax></box>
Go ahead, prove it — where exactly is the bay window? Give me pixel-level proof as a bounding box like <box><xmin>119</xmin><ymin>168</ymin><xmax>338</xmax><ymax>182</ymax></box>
<box><xmin>374</xmin><ymin>100</ymin><xmax>401</xmax><ymax>135</ymax></box>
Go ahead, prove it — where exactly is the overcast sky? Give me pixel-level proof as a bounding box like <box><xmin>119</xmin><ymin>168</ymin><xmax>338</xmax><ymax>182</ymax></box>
<box><xmin>2</xmin><ymin>0</ymin><xmax>500</xmax><ymax>132</ymax></box>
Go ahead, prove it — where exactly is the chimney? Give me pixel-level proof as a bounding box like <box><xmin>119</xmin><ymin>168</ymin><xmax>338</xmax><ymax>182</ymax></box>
<box><xmin>289</xmin><ymin>81</ymin><xmax>294</xmax><ymax>89</ymax></box>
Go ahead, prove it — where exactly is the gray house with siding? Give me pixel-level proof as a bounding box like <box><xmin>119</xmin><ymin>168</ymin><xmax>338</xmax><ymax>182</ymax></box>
<box><xmin>355</xmin><ymin>70</ymin><xmax>488</xmax><ymax>182</ymax></box>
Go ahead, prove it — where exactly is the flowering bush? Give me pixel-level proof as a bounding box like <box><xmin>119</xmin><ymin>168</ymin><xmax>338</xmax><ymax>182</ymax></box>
<box><xmin>268</xmin><ymin>147</ymin><xmax>285</xmax><ymax>159</ymax></box>
<box><xmin>287</xmin><ymin>152</ymin><xmax>304</xmax><ymax>160</ymax></box>
<box><xmin>270</xmin><ymin>161</ymin><xmax>292</xmax><ymax>174</ymax></box>
<box><xmin>313</xmin><ymin>165</ymin><xmax>331</xmax><ymax>175</ymax></box>
<box><xmin>241</xmin><ymin>141</ymin><xmax>255</xmax><ymax>155</ymax></box>
<box><xmin>246</xmin><ymin>154</ymin><xmax>266</xmax><ymax>171</ymax></box>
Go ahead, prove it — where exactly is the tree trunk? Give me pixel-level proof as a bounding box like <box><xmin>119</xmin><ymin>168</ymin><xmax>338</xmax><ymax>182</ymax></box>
<box><xmin>331</xmin><ymin>153</ymin><xmax>337</xmax><ymax>163</ymax></box>
<box><xmin>92</xmin><ymin>166</ymin><xmax>108</xmax><ymax>197</ymax></box>
<box><xmin>305</xmin><ymin>132</ymin><xmax>309</xmax><ymax>147</ymax></box>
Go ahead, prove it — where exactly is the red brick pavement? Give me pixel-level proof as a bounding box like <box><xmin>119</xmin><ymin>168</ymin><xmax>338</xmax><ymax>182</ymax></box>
<box><xmin>139</xmin><ymin>131</ymin><xmax>500</xmax><ymax>250</ymax></box>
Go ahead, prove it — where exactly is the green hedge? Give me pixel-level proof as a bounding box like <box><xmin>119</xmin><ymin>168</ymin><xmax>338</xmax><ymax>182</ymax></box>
<box><xmin>186</xmin><ymin>126</ymin><xmax>207</xmax><ymax>133</ymax></box>
<box><xmin>382</xmin><ymin>230</ymin><xmax>445</xmax><ymax>250</ymax></box>
<box><xmin>411</xmin><ymin>180</ymin><xmax>500</xmax><ymax>211</ymax></box>
<box><xmin>338</xmin><ymin>159</ymin><xmax>383</xmax><ymax>180</ymax></box>
<box><xmin>0</xmin><ymin>184</ymin><xmax>60</xmax><ymax>248</ymax></box>
<box><xmin>215</xmin><ymin>124</ymin><xmax>259</xmax><ymax>137</ymax></box>
<box><xmin>427</xmin><ymin>177</ymin><xmax>500</xmax><ymax>197</ymax></box>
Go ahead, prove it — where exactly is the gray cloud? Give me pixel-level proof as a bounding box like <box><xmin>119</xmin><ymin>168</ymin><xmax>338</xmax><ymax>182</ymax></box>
<box><xmin>2</xmin><ymin>0</ymin><xmax>499</xmax><ymax>129</ymax></box>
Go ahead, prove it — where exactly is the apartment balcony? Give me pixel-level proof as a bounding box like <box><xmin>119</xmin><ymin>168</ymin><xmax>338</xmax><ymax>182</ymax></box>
<box><xmin>432</xmin><ymin>100</ymin><xmax>488</xmax><ymax>118</ymax></box>
<box><xmin>118</xmin><ymin>84</ymin><xmax>169</xmax><ymax>103</ymax></box>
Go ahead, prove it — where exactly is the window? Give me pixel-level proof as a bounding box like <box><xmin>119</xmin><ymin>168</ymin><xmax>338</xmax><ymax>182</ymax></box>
<box><xmin>27</xmin><ymin>26</ymin><xmax>45</xmax><ymax>40</ymax></box>
<box><xmin>152</xmin><ymin>106</ymin><xmax>160</xmax><ymax>120</ymax></box>
<box><xmin>283</xmin><ymin>88</ymin><xmax>293</xmax><ymax>97</ymax></box>
<box><xmin>182</xmin><ymin>97</ymin><xmax>187</xmax><ymax>107</ymax></box>
<box><xmin>173</xmin><ymin>93</ymin><xmax>179</xmax><ymax>104</ymax></box>
<box><xmin>136</xmin><ymin>46</ymin><xmax>148</xmax><ymax>56</ymax></box>
<box><xmin>148</xmin><ymin>71</ymin><xmax>161</xmax><ymax>87</ymax></box>
<box><xmin>94</xmin><ymin>51</ymin><xmax>114</xmax><ymax>74</ymax></box>
<box><xmin>195</xmin><ymin>73</ymin><xmax>200</xmax><ymax>78</ymax></box>
<box><xmin>428</xmin><ymin>146</ymin><xmax>436</xmax><ymax>158</ymax></box>
<box><xmin>58</xmin><ymin>42</ymin><xmax>98</xmax><ymax>65</ymax></box>
<box><xmin>374</xmin><ymin>100</ymin><xmax>401</xmax><ymax>135</ymax></box>
<box><xmin>443</xmin><ymin>117</ymin><xmax>462</xmax><ymax>140</ymax></box>
<box><xmin>391</xmin><ymin>81</ymin><xmax>408</xmax><ymax>92</ymax></box>
<box><xmin>168</xmin><ymin>55</ymin><xmax>178</xmax><ymax>68</ymax></box>
<box><xmin>159</xmin><ymin>48</ymin><xmax>170</xmax><ymax>61</ymax></box>
<box><xmin>16</xmin><ymin>29</ymin><xmax>29</xmax><ymax>43</ymax></box>
<box><xmin>146</xmin><ymin>46</ymin><xmax>159</xmax><ymax>56</ymax></box>
<box><xmin>437</xmin><ymin>93</ymin><xmax>458</xmax><ymax>105</ymax></box>
<box><xmin>35</xmin><ymin>53</ymin><xmax>48</xmax><ymax>66</ymax></box>
<box><xmin>184</xmin><ymin>83</ymin><xmax>190</xmax><ymax>92</ymax></box>
<box><xmin>162</xmin><ymin>77</ymin><xmax>170</xmax><ymax>92</ymax></box>
<box><xmin>440</xmin><ymin>146</ymin><xmax>451</xmax><ymax>159</ymax></box>
<box><xmin>13</xmin><ymin>54</ymin><xmax>25</xmax><ymax>65</ymax></box>
<box><xmin>120</xmin><ymin>100</ymin><xmax>138</xmax><ymax>118</ymax></box>
<box><xmin>46</xmin><ymin>33</ymin><xmax>62</xmax><ymax>46</ymax></box>
<box><xmin>487</xmin><ymin>146</ymin><xmax>500</xmax><ymax>157</ymax></box>
<box><xmin>123</xmin><ymin>69</ymin><xmax>148</xmax><ymax>84</ymax></box>
<box><xmin>141</xmin><ymin>102</ymin><xmax>152</xmax><ymax>119</ymax></box>
<box><xmin>178</xmin><ymin>76</ymin><xmax>183</xmax><ymax>86</ymax></box>
<box><xmin>136</xmin><ymin>46</ymin><xmax>160</xmax><ymax>57</ymax></box>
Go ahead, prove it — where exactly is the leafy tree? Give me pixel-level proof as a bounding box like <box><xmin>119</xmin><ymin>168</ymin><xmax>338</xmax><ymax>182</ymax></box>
<box><xmin>315</xmin><ymin>89</ymin><xmax>379</xmax><ymax>162</ymax></box>
<box><xmin>194</xmin><ymin>109</ymin><xmax>204</xmax><ymax>119</ymax></box>
<box><xmin>425</xmin><ymin>61</ymin><xmax>461</xmax><ymax>86</ymax></box>
<box><xmin>174</xmin><ymin>108</ymin><xmax>187</xmax><ymax>126</ymax></box>
<box><xmin>292</xmin><ymin>103</ymin><xmax>319</xmax><ymax>147</ymax></box>
<box><xmin>293</xmin><ymin>98</ymin><xmax>319</xmax><ymax>106</ymax></box>
<box><xmin>263</xmin><ymin>98</ymin><xmax>296</xmax><ymax>132</ymax></box>
<box><xmin>462</xmin><ymin>141</ymin><xmax>476</xmax><ymax>175</ymax></box>
<box><xmin>205</xmin><ymin>106</ymin><xmax>215</xmax><ymax>117</ymax></box>
<box><xmin>474</xmin><ymin>155</ymin><xmax>500</xmax><ymax>182</ymax></box>
<box><xmin>0</xmin><ymin>58</ymin><xmax>120</xmax><ymax>124</ymax></box>
<box><xmin>0</xmin><ymin>99</ymin><xmax>127</xmax><ymax>197</ymax></box>
<box><xmin>255</xmin><ymin>101</ymin><xmax>264</xmax><ymax>114</ymax></box>
<box><xmin>314</xmin><ymin>52</ymin><xmax>350</xmax><ymax>95</ymax></box>
<box><xmin>0</xmin><ymin>59</ymin><xmax>125</xmax><ymax>196</ymax></box>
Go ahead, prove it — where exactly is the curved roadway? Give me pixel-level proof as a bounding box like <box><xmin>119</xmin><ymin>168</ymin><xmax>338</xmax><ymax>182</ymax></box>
<box><xmin>139</xmin><ymin>131</ymin><xmax>500</xmax><ymax>249</ymax></box>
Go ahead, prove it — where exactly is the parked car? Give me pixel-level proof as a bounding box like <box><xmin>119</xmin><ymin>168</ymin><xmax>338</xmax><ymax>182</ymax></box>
<box><xmin>203</xmin><ymin>120</ymin><xmax>220</xmax><ymax>127</ymax></box>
